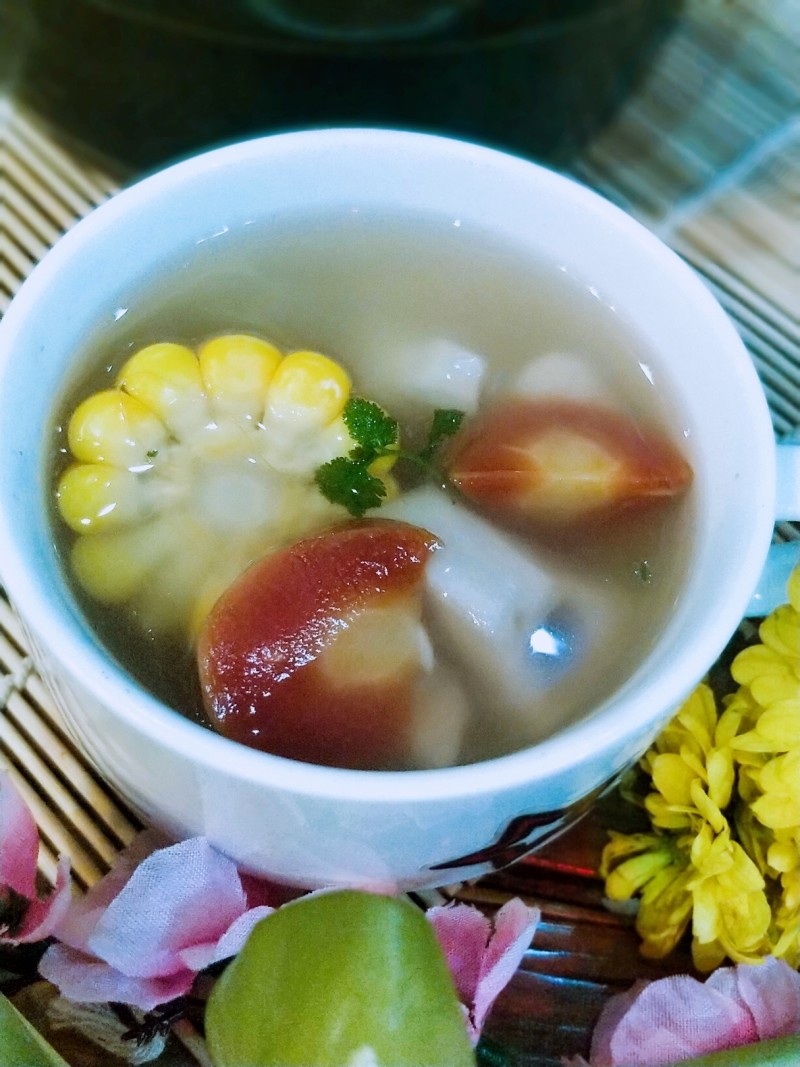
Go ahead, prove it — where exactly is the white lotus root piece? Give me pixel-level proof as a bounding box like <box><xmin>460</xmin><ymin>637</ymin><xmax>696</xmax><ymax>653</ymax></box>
<box><xmin>384</xmin><ymin>486</ymin><xmax>622</xmax><ymax>746</ymax></box>
<box><xmin>513</xmin><ymin>350</ymin><xmax>621</xmax><ymax>409</ymax></box>
<box><xmin>362</xmin><ymin>337</ymin><xmax>487</xmax><ymax>417</ymax></box>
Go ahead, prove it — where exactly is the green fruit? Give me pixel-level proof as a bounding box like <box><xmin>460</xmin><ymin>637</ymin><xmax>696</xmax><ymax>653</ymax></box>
<box><xmin>206</xmin><ymin>890</ymin><xmax>476</xmax><ymax>1067</ymax></box>
<box><xmin>667</xmin><ymin>1035</ymin><xmax>800</xmax><ymax>1067</ymax></box>
<box><xmin>0</xmin><ymin>991</ymin><xmax>70</xmax><ymax>1067</ymax></box>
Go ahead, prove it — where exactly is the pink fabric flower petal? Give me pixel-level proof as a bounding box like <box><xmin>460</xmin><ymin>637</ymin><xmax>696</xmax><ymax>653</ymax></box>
<box><xmin>727</xmin><ymin>957</ymin><xmax>800</xmax><ymax>1039</ymax></box>
<box><xmin>53</xmin><ymin>829</ymin><xmax>168</xmax><ymax>951</ymax></box>
<box><xmin>586</xmin><ymin>962</ymin><xmax>800</xmax><ymax>1067</ymax></box>
<box><xmin>585</xmin><ymin>960</ymin><xmax>800</xmax><ymax>1066</ymax></box>
<box><xmin>16</xmin><ymin>855</ymin><xmax>74</xmax><ymax>943</ymax></box>
<box><xmin>429</xmin><ymin>898</ymin><xmax>539</xmax><ymax>1044</ymax></box>
<box><xmin>85</xmin><ymin>838</ymin><xmax>249</xmax><ymax>979</ymax></box>
<box><xmin>178</xmin><ymin>904</ymin><xmax>273</xmax><ymax>972</ymax></box>
<box><xmin>428</xmin><ymin>902</ymin><xmax>491</xmax><ymax>1006</ymax></box>
<box><xmin>0</xmin><ymin>773</ymin><xmax>73</xmax><ymax>945</ymax></box>
<box><xmin>41</xmin><ymin>836</ymin><xmax>267</xmax><ymax>1009</ymax></box>
<box><xmin>471</xmin><ymin>898</ymin><xmax>539</xmax><ymax>1038</ymax></box>
<box><xmin>586</xmin><ymin>981</ymin><xmax>647</xmax><ymax>1067</ymax></box>
<box><xmin>39</xmin><ymin>943</ymin><xmax>193</xmax><ymax>1011</ymax></box>
<box><xmin>0</xmin><ymin>772</ymin><xmax>40</xmax><ymax>896</ymax></box>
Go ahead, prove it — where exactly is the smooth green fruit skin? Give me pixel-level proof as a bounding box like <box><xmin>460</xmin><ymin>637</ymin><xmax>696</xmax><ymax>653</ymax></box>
<box><xmin>670</xmin><ymin>1035</ymin><xmax>800</xmax><ymax>1066</ymax></box>
<box><xmin>0</xmin><ymin>991</ymin><xmax>70</xmax><ymax>1067</ymax></box>
<box><xmin>206</xmin><ymin>890</ymin><xmax>476</xmax><ymax>1067</ymax></box>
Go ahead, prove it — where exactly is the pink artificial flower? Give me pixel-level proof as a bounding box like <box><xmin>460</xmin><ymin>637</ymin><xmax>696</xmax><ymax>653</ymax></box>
<box><xmin>0</xmin><ymin>751</ymin><xmax>538</xmax><ymax>1039</ymax></box>
<box><xmin>39</xmin><ymin>833</ymin><xmax>280</xmax><ymax>1011</ymax></box>
<box><xmin>565</xmin><ymin>957</ymin><xmax>800</xmax><ymax>1067</ymax></box>
<box><xmin>428</xmin><ymin>897</ymin><xmax>540</xmax><ymax>1044</ymax></box>
<box><xmin>0</xmin><ymin>772</ymin><xmax>72</xmax><ymax>942</ymax></box>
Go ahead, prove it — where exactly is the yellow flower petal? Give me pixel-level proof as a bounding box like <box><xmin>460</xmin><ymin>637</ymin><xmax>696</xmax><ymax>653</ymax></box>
<box><xmin>751</xmin><ymin>673</ymin><xmax>799</xmax><ymax>708</ymax></box>
<box><xmin>734</xmin><ymin>803</ymin><xmax>773</xmax><ymax>876</ymax></box>
<box><xmin>731</xmin><ymin>643</ymin><xmax>780</xmax><ymax>685</ymax></box>
<box><xmin>651</xmin><ymin>753</ymin><xmax>697</xmax><ymax>806</ymax></box>
<box><xmin>598</xmin><ymin>830</ymin><xmax>654</xmax><ymax>874</ymax></box>
<box><xmin>691</xmin><ymin>937</ymin><xmax>727</xmax><ymax>972</ymax></box>
<box><xmin>689</xmin><ymin>833</ymin><xmax>771</xmax><ymax>968</ymax></box>
<box><xmin>644</xmin><ymin>794</ymin><xmax>694</xmax><ymax>831</ymax></box>
<box><xmin>787</xmin><ymin>564</ymin><xmax>799</xmax><ymax>613</ymax></box>
<box><xmin>756</xmin><ymin>749</ymin><xmax>800</xmax><ymax>795</ymax></box>
<box><xmin>759</xmin><ymin>603</ymin><xmax>800</xmax><ymax>662</ymax></box>
<box><xmin>636</xmin><ymin>866</ymin><xmax>694</xmax><ymax>959</ymax></box>
<box><xmin>767</xmin><ymin>838</ymin><xmax>798</xmax><ymax>874</ymax></box>
<box><xmin>689</xmin><ymin>779</ymin><xmax>727</xmax><ymax>833</ymax></box>
<box><xmin>706</xmin><ymin>748</ymin><xmax>735</xmax><ymax>811</ymax></box>
<box><xmin>675</xmin><ymin>683</ymin><xmax>717</xmax><ymax>751</ymax></box>
<box><xmin>722</xmin><ymin>688</ymin><xmax>762</xmax><ymax>734</ymax></box>
<box><xmin>751</xmin><ymin>792</ymin><xmax>799</xmax><ymax>832</ymax></box>
<box><xmin>757</xmin><ymin>701</ymin><xmax>800</xmax><ymax>747</ymax></box>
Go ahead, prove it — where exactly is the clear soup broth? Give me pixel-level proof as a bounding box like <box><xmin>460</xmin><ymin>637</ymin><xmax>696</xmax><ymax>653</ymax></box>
<box><xmin>49</xmin><ymin>208</ymin><xmax>696</xmax><ymax>769</ymax></box>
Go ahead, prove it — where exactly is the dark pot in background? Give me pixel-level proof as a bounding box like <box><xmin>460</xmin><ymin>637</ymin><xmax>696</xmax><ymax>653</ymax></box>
<box><xmin>4</xmin><ymin>0</ymin><xmax>680</xmax><ymax>171</ymax></box>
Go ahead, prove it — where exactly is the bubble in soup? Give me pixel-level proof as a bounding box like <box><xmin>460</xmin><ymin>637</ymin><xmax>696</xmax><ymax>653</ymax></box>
<box><xmin>49</xmin><ymin>208</ymin><xmax>696</xmax><ymax>770</ymax></box>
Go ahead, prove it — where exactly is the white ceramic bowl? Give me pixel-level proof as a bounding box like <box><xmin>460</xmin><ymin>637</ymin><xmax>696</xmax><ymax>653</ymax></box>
<box><xmin>0</xmin><ymin>129</ymin><xmax>777</xmax><ymax>890</ymax></box>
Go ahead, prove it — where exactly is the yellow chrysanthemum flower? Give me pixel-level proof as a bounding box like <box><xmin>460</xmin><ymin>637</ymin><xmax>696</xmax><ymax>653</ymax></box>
<box><xmin>746</xmin><ymin>750</ymin><xmax>800</xmax><ymax>831</ymax></box>
<box><xmin>734</xmin><ymin>803</ymin><xmax>773</xmax><ymax>878</ymax></box>
<box><xmin>772</xmin><ymin>848</ymin><xmax>800</xmax><ymax>968</ymax></box>
<box><xmin>640</xmin><ymin>683</ymin><xmax>735</xmax><ymax>832</ymax></box>
<box><xmin>731</xmin><ymin>593</ymin><xmax>799</xmax><ymax>708</ymax></box>
<box><xmin>732</xmin><ymin>699</ymin><xmax>800</xmax><ymax>758</ymax></box>
<box><xmin>732</xmin><ymin>642</ymin><xmax>798</xmax><ymax>706</ymax></box>
<box><xmin>600</xmin><ymin>831</ymin><xmax>694</xmax><ymax>959</ymax></box>
<box><xmin>687</xmin><ymin>822</ymin><xmax>772</xmax><ymax>971</ymax></box>
<box><xmin>601</xmin><ymin>564</ymin><xmax>799</xmax><ymax>970</ymax></box>
<box><xmin>728</xmin><ymin>566</ymin><xmax>799</xmax><ymax>967</ymax></box>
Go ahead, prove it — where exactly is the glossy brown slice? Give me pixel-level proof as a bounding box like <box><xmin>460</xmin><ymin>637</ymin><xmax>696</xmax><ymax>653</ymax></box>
<box><xmin>197</xmin><ymin>519</ymin><xmax>438</xmax><ymax>769</ymax></box>
<box><xmin>446</xmin><ymin>398</ymin><xmax>692</xmax><ymax>527</ymax></box>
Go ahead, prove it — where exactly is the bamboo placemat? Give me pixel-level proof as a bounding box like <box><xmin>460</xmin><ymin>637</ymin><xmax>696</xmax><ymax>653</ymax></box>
<box><xmin>1</xmin><ymin>1</ymin><xmax>799</xmax><ymax>1062</ymax></box>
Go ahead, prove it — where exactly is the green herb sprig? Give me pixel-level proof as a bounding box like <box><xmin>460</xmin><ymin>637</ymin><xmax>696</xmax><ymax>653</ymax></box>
<box><xmin>314</xmin><ymin>398</ymin><xmax>464</xmax><ymax>518</ymax></box>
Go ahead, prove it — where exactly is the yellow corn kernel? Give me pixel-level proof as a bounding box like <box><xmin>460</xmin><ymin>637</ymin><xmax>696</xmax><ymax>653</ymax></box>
<box><xmin>57</xmin><ymin>462</ymin><xmax>144</xmax><ymax>534</ymax></box>
<box><xmin>268</xmin><ymin>412</ymin><xmax>352</xmax><ymax>474</ymax></box>
<box><xmin>368</xmin><ymin>443</ymin><xmax>399</xmax><ymax>476</ymax></box>
<box><xmin>198</xmin><ymin>334</ymin><xmax>283</xmax><ymax>421</ymax></box>
<box><xmin>187</xmin><ymin>553</ymin><xmax>256</xmax><ymax>640</ymax></box>
<box><xmin>67</xmin><ymin>389</ymin><xmax>168</xmax><ymax>467</ymax></box>
<box><xmin>378</xmin><ymin>472</ymin><xmax>400</xmax><ymax>503</ymax></box>
<box><xmin>71</xmin><ymin>522</ymin><xmax>164</xmax><ymax>603</ymax></box>
<box><xmin>265</xmin><ymin>350</ymin><xmax>351</xmax><ymax>431</ymax></box>
<box><xmin>117</xmin><ymin>343</ymin><xmax>205</xmax><ymax>431</ymax></box>
<box><xmin>131</xmin><ymin>532</ymin><xmax>217</xmax><ymax>635</ymax></box>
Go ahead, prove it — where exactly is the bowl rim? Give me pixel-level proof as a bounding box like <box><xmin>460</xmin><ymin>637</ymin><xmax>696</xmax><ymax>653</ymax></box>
<box><xmin>0</xmin><ymin>127</ymin><xmax>777</xmax><ymax>806</ymax></box>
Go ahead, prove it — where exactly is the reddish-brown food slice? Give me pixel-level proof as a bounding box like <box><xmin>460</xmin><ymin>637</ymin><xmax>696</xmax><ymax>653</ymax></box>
<box><xmin>196</xmin><ymin>520</ymin><xmax>438</xmax><ymax>769</ymax></box>
<box><xmin>446</xmin><ymin>398</ymin><xmax>692</xmax><ymax>526</ymax></box>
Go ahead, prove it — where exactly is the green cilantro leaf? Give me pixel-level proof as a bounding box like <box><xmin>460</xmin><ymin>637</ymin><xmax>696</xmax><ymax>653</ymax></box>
<box><xmin>315</xmin><ymin>399</ymin><xmax>465</xmax><ymax>517</ymax></box>
<box><xmin>420</xmin><ymin>408</ymin><xmax>465</xmax><ymax>460</ymax></box>
<box><xmin>343</xmin><ymin>397</ymin><xmax>399</xmax><ymax>452</ymax></box>
<box><xmin>314</xmin><ymin>456</ymin><xmax>388</xmax><ymax>518</ymax></box>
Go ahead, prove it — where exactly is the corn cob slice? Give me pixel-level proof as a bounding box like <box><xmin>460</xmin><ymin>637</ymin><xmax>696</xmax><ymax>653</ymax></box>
<box><xmin>56</xmin><ymin>333</ymin><xmax>397</xmax><ymax>638</ymax></box>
